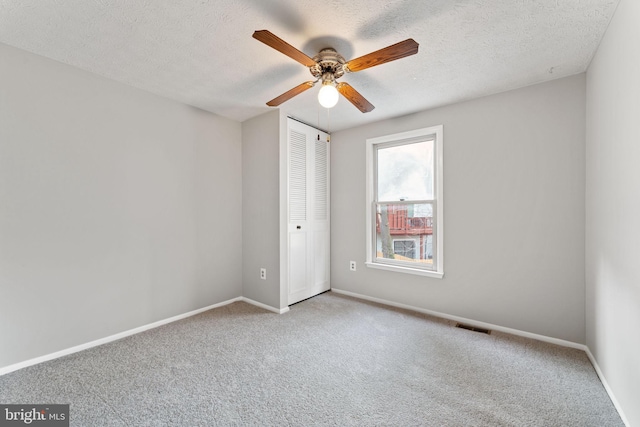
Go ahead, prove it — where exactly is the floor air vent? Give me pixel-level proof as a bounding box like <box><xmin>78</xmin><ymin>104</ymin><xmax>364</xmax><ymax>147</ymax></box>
<box><xmin>455</xmin><ymin>323</ymin><xmax>491</xmax><ymax>334</ymax></box>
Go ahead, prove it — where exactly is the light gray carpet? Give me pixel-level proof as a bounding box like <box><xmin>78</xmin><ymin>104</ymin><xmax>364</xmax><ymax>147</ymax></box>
<box><xmin>0</xmin><ymin>292</ymin><xmax>624</xmax><ymax>426</ymax></box>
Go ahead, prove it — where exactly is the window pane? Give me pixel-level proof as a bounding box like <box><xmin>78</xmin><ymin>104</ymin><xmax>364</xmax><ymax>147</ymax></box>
<box><xmin>393</xmin><ymin>240</ymin><xmax>416</xmax><ymax>258</ymax></box>
<box><xmin>375</xmin><ymin>203</ymin><xmax>434</xmax><ymax>268</ymax></box>
<box><xmin>377</xmin><ymin>140</ymin><xmax>434</xmax><ymax>201</ymax></box>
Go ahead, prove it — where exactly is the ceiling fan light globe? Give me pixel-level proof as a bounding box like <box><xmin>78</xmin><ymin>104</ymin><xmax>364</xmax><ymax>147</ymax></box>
<box><xmin>318</xmin><ymin>84</ymin><xmax>339</xmax><ymax>108</ymax></box>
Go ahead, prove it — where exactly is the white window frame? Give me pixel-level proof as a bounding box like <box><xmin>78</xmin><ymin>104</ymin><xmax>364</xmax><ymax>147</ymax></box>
<box><xmin>365</xmin><ymin>125</ymin><xmax>444</xmax><ymax>278</ymax></box>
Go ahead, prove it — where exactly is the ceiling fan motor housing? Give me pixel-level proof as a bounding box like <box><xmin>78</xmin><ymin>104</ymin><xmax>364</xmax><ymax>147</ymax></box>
<box><xmin>310</xmin><ymin>48</ymin><xmax>346</xmax><ymax>80</ymax></box>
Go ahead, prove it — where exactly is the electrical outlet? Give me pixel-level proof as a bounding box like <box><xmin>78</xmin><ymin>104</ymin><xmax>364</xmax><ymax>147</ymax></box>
<box><xmin>260</xmin><ymin>268</ymin><xmax>266</xmax><ymax>280</ymax></box>
<box><xmin>350</xmin><ymin>261</ymin><xmax>356</xmax><ymax>271</ymax></box>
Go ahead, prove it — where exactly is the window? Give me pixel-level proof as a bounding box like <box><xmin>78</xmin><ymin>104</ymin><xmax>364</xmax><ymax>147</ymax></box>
<box><xmin>365</xmin><ymin>125</ymin><xmax>444</xmax><ymax>278</ymax></box>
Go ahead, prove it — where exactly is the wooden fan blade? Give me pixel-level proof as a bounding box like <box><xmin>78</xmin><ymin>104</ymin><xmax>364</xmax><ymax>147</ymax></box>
<box><xmin>253</xmin><ymin>30</ymin><xmax>316</xmax><ymax>67</ymax></box>
<box><xmin>344</xmin><ymin>39</ymin><xmax>419</xmax><ymax>72</ymax></box>
<box><xmin>266</xmin><ymin>81</ymin><xmax>315</xmax><ymax>106</ymax></box>
<box><xmin>337</xmin><ymin>82</ymin><xmax>375</xmax><ymax>113</ymax></box>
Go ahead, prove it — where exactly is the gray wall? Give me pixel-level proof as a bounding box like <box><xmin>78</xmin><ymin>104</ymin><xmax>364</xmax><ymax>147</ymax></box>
<box><xmin>586</xmin><ymin>0</ymin><xmax>640</xmax><ymax>424</ymax></box>
<box><xmin>0</xmin><ymin>43</ymin><xmax>243</xmax><ymax>369</ymax></box>
<box><xmin>241</xmin><ymin>110</ymin><xmax>281</xmax><ymax>309</ymax></box>
<box><xmin>331</xmin><ymin>74</ymin><xmax>586</xmax><ymax>344</ymax></box>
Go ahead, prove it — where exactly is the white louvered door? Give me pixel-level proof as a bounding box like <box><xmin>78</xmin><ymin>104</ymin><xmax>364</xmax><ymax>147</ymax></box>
<box><xmin>287</xmin><ymin>118</ymin><xmax>330</xmax><ymax>305</ymax></box>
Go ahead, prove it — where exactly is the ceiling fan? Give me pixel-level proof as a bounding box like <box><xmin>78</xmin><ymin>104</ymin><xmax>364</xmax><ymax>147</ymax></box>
<box><xmin>253</xmin><ymin>30</ymin><xmax>419</xmax><ymax>113</ymax></box>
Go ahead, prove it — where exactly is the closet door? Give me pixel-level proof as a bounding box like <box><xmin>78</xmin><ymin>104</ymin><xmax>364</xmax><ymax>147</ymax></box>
<box><xmin>287</xmin><ymin>118</ymin><xmax>330</xmax><ymax>305</ymax></box>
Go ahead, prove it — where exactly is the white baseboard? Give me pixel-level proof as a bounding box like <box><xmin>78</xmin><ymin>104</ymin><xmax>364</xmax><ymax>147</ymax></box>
<box><xmin>0</xmin><ymin>295</ymin><xmax>288</xmax><ymax>376</ymax></box>
<box><xmin>241</xmin><ymin>297</ymin><xmax>289</xmax><ymax>314</ymax></box>
<box><xmin>331</xmin><ymin>288</ymin><xmax>584</xmax><ymax>349</ymax></box>
<box><xmin>1</xmin><ymin>288</ymin><xmax>628</xmax><ymax>426</ymax></box>
<box><xmin>331</xmin><ymin>287</ymin><xmax>629</xmax><ymax>426</ymax></box>
<box><xmin>584</xmin><ymin>348</ymin><xmax>630</xmax><ymax>426</ymax></box>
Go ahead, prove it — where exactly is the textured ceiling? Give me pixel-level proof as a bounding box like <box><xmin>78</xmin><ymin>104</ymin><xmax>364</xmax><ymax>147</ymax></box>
<box><xmin>0</xmin><ymin>0</ymin><xmax>619</xmax><ymax>131</ymax></box>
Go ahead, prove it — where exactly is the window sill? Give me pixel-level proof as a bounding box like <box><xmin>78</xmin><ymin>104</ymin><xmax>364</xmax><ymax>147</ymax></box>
<box><xmin>365</xmin><ymin>262</ymin><xmax>444</xmax><ymax>279</ymax></box>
